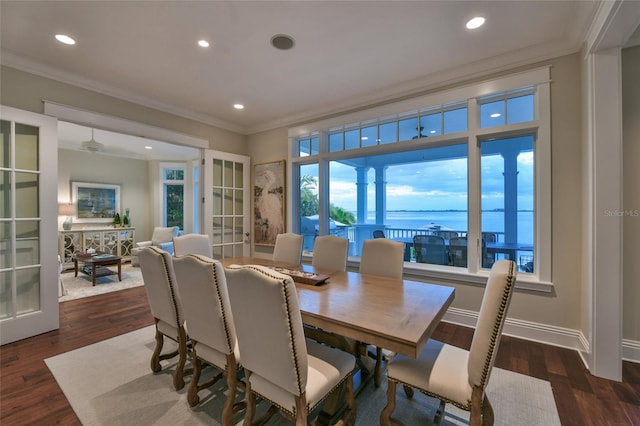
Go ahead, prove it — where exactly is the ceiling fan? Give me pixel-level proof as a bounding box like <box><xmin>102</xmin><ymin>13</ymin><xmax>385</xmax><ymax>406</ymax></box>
<box><xmin>81</xmin><ymin>128</ymin><xmax>104</xmax><ymax>153</ymax></box>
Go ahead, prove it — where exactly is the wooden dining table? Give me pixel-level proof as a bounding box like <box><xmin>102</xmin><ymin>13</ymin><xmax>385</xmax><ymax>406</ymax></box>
<box><xmin>219</xmin><ymin>256</ymin><xmax>455</xmax><ymax>359</ymax></box>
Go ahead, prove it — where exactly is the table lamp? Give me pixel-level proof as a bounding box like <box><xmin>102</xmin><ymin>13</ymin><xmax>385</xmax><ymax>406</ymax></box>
<box><xmin>58</xmin><ymin>203</ymin><xmax>75</xmax><ymax>230</ymax></box>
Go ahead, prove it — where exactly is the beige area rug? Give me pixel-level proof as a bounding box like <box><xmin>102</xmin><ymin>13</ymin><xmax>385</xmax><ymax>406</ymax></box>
<box><xmin>45</xmin><ymin>326</ymin><xmax>561</xmax><ymax>426</ymax></box>
<box><xmin>59</xmin><ymin>264</ymin><xmax>143</xmax><ymax>302</ymax></box>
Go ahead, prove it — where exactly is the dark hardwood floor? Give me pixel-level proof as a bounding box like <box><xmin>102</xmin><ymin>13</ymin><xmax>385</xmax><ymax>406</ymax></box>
<box><xmin>1</xmin><ymin>286</ymin><xmax>639</xmax><ymax>425</ymax></box>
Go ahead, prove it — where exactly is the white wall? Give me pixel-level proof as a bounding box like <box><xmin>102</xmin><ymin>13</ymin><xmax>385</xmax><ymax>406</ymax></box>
<box><xmin>57</xmin><ymin>149</ymin><xmax>152</xmax><ymax>240</ymax></box>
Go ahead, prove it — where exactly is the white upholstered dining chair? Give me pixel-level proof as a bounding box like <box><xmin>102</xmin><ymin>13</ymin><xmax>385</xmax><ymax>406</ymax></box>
<box><xmin>380</xmin><ymin>259</ymin><xmax>517</xmax><ymax>426</ymax></box>
<box><xmin>272</xmin><ymin>232</ymin><xmax>304</xmax><ymax>264</ymax></box>
<box><xmin>137</xmin><ymin>246</ymin><xmax>189</xmax><ymax>391</ymax></box>
<box><xmin>359</xmin><ymin>238</ymin><xmax>404</xmax><ymax>279</ymax></box>
<box><xmin>173</xmin><ymin>233</ymin><xmax>213</xmax><ymax>258</ymax></box>
<box><xmin>311</xmin><ymin>235</ymin><xmax>349</xmax><ymax>272</ymax></box>
<box><xmin>173</xmin><ymin>254</ymin><xmax>241</xmax><ymax>425</ymax></box>
<box><xmin>226</xmin><ymin>264</ymin><xmax>356</xmax><ymax>425</ymax></box>
<box><xmin>359</xmin><ymin>238</ymin><xmax>405</xmax><ymax>387</ymax></box>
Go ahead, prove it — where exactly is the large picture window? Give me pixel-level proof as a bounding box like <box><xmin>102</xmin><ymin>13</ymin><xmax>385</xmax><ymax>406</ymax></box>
<box><xmin>290</xmin><ymin>67</ymin><xmax>551</xmax><ymax>288</ymax></box>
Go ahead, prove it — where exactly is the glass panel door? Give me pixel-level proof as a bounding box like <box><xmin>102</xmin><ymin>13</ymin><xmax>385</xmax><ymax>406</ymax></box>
<box><xmin>203</xmin><ymin>150</ymin><xmax>250</xmax><ymax>259</ymax></box>
<box><xmin>0</xmin><ymin>106</ymin><xmax>58</xmax><ymax>345</ymax></box>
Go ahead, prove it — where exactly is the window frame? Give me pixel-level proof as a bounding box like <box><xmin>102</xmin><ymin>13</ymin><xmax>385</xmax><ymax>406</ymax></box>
<box><xmin>160</xmin><ymin>162</ymin><xmax>186</xmax><ymax>230</ymax></box>
<box><xmin>289</xmin><ymin>67</ymin><xmax>552</xmax><ymax>291</ymax></box>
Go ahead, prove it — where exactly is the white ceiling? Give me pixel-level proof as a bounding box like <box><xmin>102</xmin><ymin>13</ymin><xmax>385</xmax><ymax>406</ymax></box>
<box><xmin>1</xmin><ymin>0</ymin><xmax>609</xmax><ymax>139</ymax></box>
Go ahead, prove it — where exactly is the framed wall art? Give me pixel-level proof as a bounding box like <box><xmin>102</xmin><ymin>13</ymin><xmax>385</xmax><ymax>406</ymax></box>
<box><xmin>254</xmin><ymin>160</ymin><xmax>285</xmax><ymax>246</ymax></box>
<box><xmin>71</xmin><ymin>182</ymin><xmax>120</xmax><ymax>223</ymax></box>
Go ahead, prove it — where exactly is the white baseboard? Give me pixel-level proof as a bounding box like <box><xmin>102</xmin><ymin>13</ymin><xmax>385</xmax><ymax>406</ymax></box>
<box><xmin>443</xmin><ymin>307</ymin><xmax>588</xmax><ymax>352</ymax></box>
<box><xmin>623</xmin><ymin>339</ymin><xmax>640</xmax><ymax>363</ymax></box>
<box><xmin>444</xmin><ymin>308</ymin><xmax>640</xmax><ymax>365</ymax></box>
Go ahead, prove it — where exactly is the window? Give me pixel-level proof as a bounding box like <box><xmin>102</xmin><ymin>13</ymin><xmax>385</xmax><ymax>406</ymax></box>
<box><xmin>290</xmin><ymin>67</ymin><xmax>551</xmax><ymax>288</ymax></box>
<box><xmin>161</xmin><ymin>164</ymin><xmax>185</xmax><ymax>230</ymax></box>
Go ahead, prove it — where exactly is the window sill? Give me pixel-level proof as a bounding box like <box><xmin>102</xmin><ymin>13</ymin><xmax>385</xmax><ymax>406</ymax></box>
<box><xmin>302</xmin><ymin>254</ymin><xmax>553</xmax><ymax>293</ymax></box>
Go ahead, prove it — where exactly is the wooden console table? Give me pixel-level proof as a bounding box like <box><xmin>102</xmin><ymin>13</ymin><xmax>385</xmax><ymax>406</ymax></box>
<box><xmin>59</xmin><ymin>227</ymin><xmax>135</xmax><ymax>270</ymax></box>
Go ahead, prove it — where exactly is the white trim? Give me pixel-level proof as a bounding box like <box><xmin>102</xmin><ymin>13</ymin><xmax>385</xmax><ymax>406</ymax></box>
<box><xmin>586</xmin><ymin>49</ymin><xmax>624</xmax><ymax>381</ymax></box>
<box><xmin>444</xmin><ymin>307</ymin><xmax>589</xmax><ymax>354</ymax></box>
<box><xmin>623</xmin><ymin>339</ymin><xmax>640</xmax><ymax>364</ymax></box>
<box><xmin>0</xmin><ymin>52</ymin><xmax>244</xmax><ymax>134</ymax></box>
<box><xmin>43</xmin><ymin>101</ymin><xmax>209</xmax><ymax>149</ymax></box>
<box><xmin>0</xmin><ymin>106</ymin><xmax>59</xmax><ymax>344</ymax></box>
<box><xmin>288</xmin><ymin>67</ymin><xmax>551</xmax><ymax>138</ymax></box>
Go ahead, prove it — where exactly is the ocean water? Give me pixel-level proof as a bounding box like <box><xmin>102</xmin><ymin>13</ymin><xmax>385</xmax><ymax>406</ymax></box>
<box><xmin>365</xmin><ymin>210</ymin><xmax>534</xmax><ymax>244</ymax></box>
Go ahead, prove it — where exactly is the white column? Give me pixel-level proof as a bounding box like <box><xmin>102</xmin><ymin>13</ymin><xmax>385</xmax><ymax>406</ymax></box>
<box><xmin>375</xmin><ymin>166</ymin><xmax>387</xmax><ymax>225</ymax></box>
<box><xmin>586</xmin><ymin>48</ymin><xmax>623</xmax><ymax>381</ymax></box>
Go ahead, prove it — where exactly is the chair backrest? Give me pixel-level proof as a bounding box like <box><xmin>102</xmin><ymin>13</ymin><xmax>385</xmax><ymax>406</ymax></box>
<box><xmin>482</xmin><ymin>232</ymin><xmax>498</xmax><ymax>243</ymax></box>
<box><xmin>373</xmin><ymin>230</ymin><xmax>386</xmax><ymax>239</ymax></box>
<box><xmin>312</xmin><ymin>235</ymin><xmax>349</xmax><ymax>272</ymax></box>
<box><xmin>173</xmin><ymin>233</ymin><xmax>213</xmax><ymax>258</ymax></box>
<box><xmin>138</xmin><ymin>247</ymin><xmax>184</xmax><ymax>332</ymax></box>
<box><xmin>359</xmin><ymin>238</ymin><xmax>404</xmax><ymax>279</ymax></box>
<box><xmin>467</xmin><ymin>259</ymin><xmax>517</xmax><ymax>390</ymax></box>
<box><xmin>172</xmin><ymin>255</ymin><xmax>236</xmax><ymax>356</ymax></box>
<box><xmin>272</xmin><ymin>232</ymin><xmax>304</xmax><ymax>264</ymax></box>
<box><xmin>413</xmin><ymin>234</ymin><xmax>448</xmax><ymax>265</ymax></box>
<box><xmin>448</xmin><ymin>236</ymin><xmax>468</xmax><ymax>267</ymax></box>
<box><xmin>226</xmin><ymin>265</ymin><xmax>308</xmax><ymax>397</ymax></box>
<box><xmin>435</xmin><ymin>230</ymin><xmax>459</xmax><ymax>240</ymax></box>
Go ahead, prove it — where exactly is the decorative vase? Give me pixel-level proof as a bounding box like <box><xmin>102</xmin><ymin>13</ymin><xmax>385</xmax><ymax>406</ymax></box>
<box><xmin>123</xmin><ymin>208</ymin><xmax>130</xmax><ymax>227</ymax></box>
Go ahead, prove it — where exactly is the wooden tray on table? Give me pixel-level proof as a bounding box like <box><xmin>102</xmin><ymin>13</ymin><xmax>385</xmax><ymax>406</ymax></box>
<box><xmin>270</xmin><ymin>266</ymin><xmax>330</xmax><ymax>286</ymax></box>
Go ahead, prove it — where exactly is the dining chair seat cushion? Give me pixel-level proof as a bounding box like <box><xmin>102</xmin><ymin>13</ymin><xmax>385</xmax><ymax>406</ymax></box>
<box><xmin>249</xmin><ymin>337</ymin><xmax>355</xmax><ymax>414</ymax></box>
<box><xmin>387</xmin><ymin>339</ymin><xmax>472</xmax><ymax>406</ymax></box>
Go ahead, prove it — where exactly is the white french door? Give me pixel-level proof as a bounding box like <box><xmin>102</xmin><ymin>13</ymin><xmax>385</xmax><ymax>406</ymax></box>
<box><xmin>0</xmin><ymin>106</ymin><xmax>59</xmax><ymax>345</ymax></box>
<box><xmin>203</xmin><ymin>150</ymin><xmax>250</xmax><ymax>259</ymax></box>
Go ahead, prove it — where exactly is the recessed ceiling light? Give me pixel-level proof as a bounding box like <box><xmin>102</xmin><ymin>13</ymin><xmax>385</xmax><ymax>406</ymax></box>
<box><xmin>233</xmin><ymin>104</ymin><xmax>244</xmax><ymax>110</ymax></box>
<box><xmin>145</xmin><ymin>146</ymin><xmax>153</xmax><ymax>150</ymax></box>
<box><xmin>271</xmin><ymin>34</ymin><xmax>295</xmax><ymax>50</ymax></box>
<box><xmin>490</xmin><ymin>113</ymin><xmax>501</xmax><ymax>118</ymax></box>
<box><xmin>55</xmin><ymin>34</ymin><xmax>76</xmax><ymax>45</ymax></box>
<box><xmin>198</xmin><ymin>40</ymin><xmax>210</xmax><ymax>48</ymax></box>
<box><xmin>466</xmin><ymin>17</ymin><xmax>485</xmax><ymax>30</ymax></box>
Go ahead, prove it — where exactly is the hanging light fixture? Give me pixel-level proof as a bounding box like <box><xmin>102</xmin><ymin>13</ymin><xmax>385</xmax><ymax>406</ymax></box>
<box><xmin>81</xmin><ymin>128</ymin><xmax>104</xmax><ymax>153</ymax></box>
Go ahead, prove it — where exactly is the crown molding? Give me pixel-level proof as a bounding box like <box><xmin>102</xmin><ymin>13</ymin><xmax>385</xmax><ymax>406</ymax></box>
<box><xmin>1</xmin><ymin>51</ymin><xmax>246</xmax><ymax>135</ymax></box>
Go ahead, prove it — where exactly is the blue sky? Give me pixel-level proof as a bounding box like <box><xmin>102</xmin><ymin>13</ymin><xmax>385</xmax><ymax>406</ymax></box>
<box><xmin>325</xmin><ymin>150</ymin><xmax>533</xmax><ymax>212</ymax></box>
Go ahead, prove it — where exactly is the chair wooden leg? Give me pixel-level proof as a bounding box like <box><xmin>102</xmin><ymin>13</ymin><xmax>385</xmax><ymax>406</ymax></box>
<box><xmin>295</xmin><ymin>393</ymin><xmax>309</xmax><ymax>426</ymax></box>
<box><xmin>187</xmin><ymin>350</ymin><xmax>202</xmax><ymax>406</ymax></box>
<box><xmin>173</xmin><ymin>326</ymin><xmax>188</xmax><ymax>390</ymax></box>
<box><xmin>244</xmin><ymin>371</ymin><xmax>256</xmax><ymax>425</ymax></box>
<box><xmin>402</xmin><ymin>385</ymin><xmax>414</xmax><ymax>399</ymax></box>
<box><xmin>470</xmin><ymin>386</ymin><xmax>483</xmax><ymax>426</ymax></box>
<box><xmin>221</xmin><ymin>355</ymin><xmax>238</xmax><ymax>426</ymax></box>
<box><xmin>151</xmin><ymin>325</ymin><xmax>164</xmax><ymax>372</ymax></box>
<box><xmin>482</xmin><ymin>395</ymin><xmax>494</xmax><ymax>426</ymax></box>
<box><xmin>343</xmin><ymin>374</ymin><xmax>356</xmax><ymax>426</ymax></box>
<box><xmin>380</xmin><ymin>379</ymin><xmax>402</xmax><ymax>426</ymax></box>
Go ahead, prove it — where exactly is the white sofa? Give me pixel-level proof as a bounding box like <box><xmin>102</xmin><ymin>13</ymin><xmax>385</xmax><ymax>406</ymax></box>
<box><xmin>130</xmin><ymin>226</ymin><xmax>180</xmax><ymax>266</ymax></box>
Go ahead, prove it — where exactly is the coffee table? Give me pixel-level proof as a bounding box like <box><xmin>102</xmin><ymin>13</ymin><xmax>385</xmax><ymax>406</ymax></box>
<box><xmin>74</xmin><ymin>252</ymin><xmax>122</xmax><ymax>286</ymax></box>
